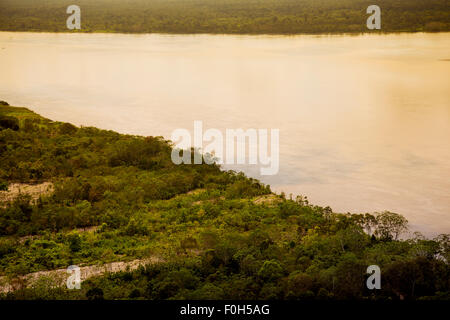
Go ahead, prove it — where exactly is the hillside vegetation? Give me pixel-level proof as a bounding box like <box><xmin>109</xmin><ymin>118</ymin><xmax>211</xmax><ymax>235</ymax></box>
<box><xmin>0</xmin><ymin>0</ymin><xmax>449</xmax><ymax>34</ymax></box>
<box><xmin>0</xmin><ymin>103</ymin><xmax>449</xmax><ymax>300</ymax></box>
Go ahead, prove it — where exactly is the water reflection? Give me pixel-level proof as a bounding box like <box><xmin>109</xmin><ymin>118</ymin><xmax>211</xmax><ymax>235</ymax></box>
<box><xmin>0</xmin><ymin>32</ymin><xmax>448</xmax><ymax>236</ymax></box>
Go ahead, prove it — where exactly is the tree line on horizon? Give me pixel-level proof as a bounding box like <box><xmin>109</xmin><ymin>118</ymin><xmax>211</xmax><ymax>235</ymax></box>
<box><xmin>0</xmin><ymin>0</ymin><xmax>449</xmax><ymax>34</ymax></box>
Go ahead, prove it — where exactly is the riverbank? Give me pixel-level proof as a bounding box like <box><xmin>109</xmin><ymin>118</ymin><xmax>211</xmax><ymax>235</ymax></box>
<box><xmin>0</xmin><ymin>103</ymin><xmax>449</xmax><ymax>300</ymax></box>
<box><xmin>2</xmin><ymin>31</ymin><xmax>449</xmax><ymax>236</ymax></box>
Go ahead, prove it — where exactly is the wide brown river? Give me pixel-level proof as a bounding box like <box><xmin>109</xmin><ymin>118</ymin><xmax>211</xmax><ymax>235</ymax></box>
<box><xmin>0</xmin><ymin>32</ymin><xmax>449</xmax><ymax>236</ymax></box>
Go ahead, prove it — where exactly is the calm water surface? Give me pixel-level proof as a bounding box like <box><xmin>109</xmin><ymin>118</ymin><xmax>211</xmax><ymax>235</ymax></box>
<box><xmin>0</xmin><ymin>32</ymin><xmax>449</xmax><ymax>236</ymax></box>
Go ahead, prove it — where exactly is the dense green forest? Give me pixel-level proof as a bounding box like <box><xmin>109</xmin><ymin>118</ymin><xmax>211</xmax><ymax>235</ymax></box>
<box><xmin>0</xmin><ymin>0</ymin><xmax>449</xmax><ymax>34</ymax></box>
<box><xmin>0</xmin><ymin>102</ymin><xmax>449</xmax><ymax>300</ymax></box>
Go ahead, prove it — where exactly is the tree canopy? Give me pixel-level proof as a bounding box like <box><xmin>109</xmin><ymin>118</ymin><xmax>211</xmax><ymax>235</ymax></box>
<box><xmin>0</xmin><ymin>0</ymin><xmax>449</xmax><ymax>34</ymax></box>
<box><xmin>0</xmin><ymin>104</ymin><xmax>448</xmax><ymax>300</ymax></box>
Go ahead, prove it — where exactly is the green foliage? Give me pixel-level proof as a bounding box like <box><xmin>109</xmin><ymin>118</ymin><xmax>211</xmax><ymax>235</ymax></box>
<box><xmin>67</xmin><ymin>233</ymin><xmax>82</xmax><ymax>252</ymax></box>
<box><xmin>86</xmin><ymin>287</ymin><xmax>104</xmax><ymax>300</ymax></box>
<box><xmin>0</xmin><ymin>105</ymin><xmax>448</xmax><ymax>301</ymax></box>
<box><xmin>0</xmin><ymin>116</ymin><xmax>19</xmax><ymax>131</ymax></box>
<box><xmin>374</xmin><ymin>211</ymin><xmax>409</xmax><ymax>241</ymax></box>
<box><xmin>124</xmin><ymin>217</ymin><xmax>150</xmax><ymax>236</ymax></box>
<box><xmin>0</xmin><ymin>180</ymin><xmax>8</xmax><ymax>191</ymax></box>
<box><xmin>258</xmin><ymin>260</ymin><xmax>284</xmax><ymax>281</ymax></box>
<box><xmin>58</xmin><ymin>123</ymin><xmax>78</xmax><ymax>135</ymax></box>
<box><xmin>0</xmin><ymin>0</ymin><xmax>448</xmax><ymax>34</ymax></box>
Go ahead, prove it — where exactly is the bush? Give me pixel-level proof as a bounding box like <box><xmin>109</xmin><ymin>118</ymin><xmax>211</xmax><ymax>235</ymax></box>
<box><xmin>258</xmin><ymin>260</ymin><xmax>284</xmax><ymax>281</ymax></box>
<box><xmin>67</xmin><ymin>233</ymin><xmax>82</xmax><ymax>252</ymax></box>
<box><xmin>124</xmin><ymin>217</ymin><xmax>150</xmax><ymax>236</ymax></box>
<box><xmin>0</xmin><ymin>116</ymin><xmax>19</xmax><ymax>131</ymax></box>
<box><xmin>58</xmin><ymin>123</ymin><xmax>78</xmax><ymax>135</ymax></box>
<box><xmin>86</xmin><ymin>287</ymin><xmax>104</xmax><ymax>300</ymax></box>
<box><xmin>0</xmin><ymin>180</ymin><xmax>8</xmax><ymax>191</ymax></box>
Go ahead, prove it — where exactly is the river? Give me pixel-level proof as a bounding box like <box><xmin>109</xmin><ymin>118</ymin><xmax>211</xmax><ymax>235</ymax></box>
<box><xmin>0</xmin><ymin>32</ymin><xmax>449</xmax><ymax>236</ymax></box>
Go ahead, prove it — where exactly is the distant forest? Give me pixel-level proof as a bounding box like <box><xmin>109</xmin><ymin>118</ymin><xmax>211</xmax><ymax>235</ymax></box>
<box><xmin>0</xmin><ymin>0</ymin><xmax>449</xmax><ymax>34</ymax></box>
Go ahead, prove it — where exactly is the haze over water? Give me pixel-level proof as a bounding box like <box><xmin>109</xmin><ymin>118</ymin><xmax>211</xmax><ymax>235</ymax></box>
<box><xmin>0</xmin><ymin>32</ymin><xmax>449</xmax><ymax>236</ymax></box>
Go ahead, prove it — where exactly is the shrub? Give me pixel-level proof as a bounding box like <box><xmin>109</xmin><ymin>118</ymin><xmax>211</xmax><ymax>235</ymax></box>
<box><xmin>86</xmin><ymin>287</ymin><xmax>104</xmax><ymax>300</ymax></box>
<box><xmin>0</xmin><ymin>180</ymin><xmax>8</xmax><ymax>191</ymax></box>
<box><xmin>58</xmin><ymin>123</ymin><xmax>78</xmax><ymax>135</ymax></box>
<box><xmin>258</xmin><ymin>260</ymin><xmax>284</xmax><ymax>281</ymax></box>
<box><xmin>0</xmin><ymin>116</ymin><xmax>19</xmax><ymax>131</ymax></box>
<box><xmin>67</xmin><ymin>233</ymin><xmax>82</xmax><ymax>252</ymax></box>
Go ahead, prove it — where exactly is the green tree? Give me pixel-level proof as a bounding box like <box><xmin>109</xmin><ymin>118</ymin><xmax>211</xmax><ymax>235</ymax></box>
<box><xmin>258</xmin><ymin>259</ymin><xmax>284</xmax><ymax>281</ymax></box>
<box><xmin>374</xmin><ymin>211</ymin><xmax>408</xmax><ymax>240</ymax></box>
